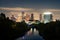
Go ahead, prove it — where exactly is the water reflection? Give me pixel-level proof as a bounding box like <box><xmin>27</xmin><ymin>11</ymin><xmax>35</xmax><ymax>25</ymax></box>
<box><xmin>16</xmin><ymin>28</ymin><xmax>45</xmax><ymax>40</ymax></box>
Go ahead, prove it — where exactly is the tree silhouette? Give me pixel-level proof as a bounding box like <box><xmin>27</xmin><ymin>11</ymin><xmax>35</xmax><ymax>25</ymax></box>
<box><xmin>0</xmin><ymin>13</ymin><xmax>60</xmax><ymax>40</ymax></box>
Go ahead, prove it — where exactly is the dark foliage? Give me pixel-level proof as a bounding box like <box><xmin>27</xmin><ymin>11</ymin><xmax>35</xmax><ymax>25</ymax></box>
<box><xmin>0</xmin><ymin>13</ymin><xmax>30</xmax><ymax>40</ymax></box>
<box><xmin>35</xmin><ymin>21</ymin><xmax>60</xmax><ymax>40</ymax></box>
<box><xmin>0</xmin><ymin>13</ymin><xmax>60</xmax><ymax>40</ymax></box>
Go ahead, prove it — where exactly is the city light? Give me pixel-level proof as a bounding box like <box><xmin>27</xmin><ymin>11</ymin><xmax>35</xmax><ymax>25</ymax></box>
<box><xmin>43</xmin><ymin>12</ymin><xmax>52</xmax><ymax>15</ymax></box>
<box><xmin>43</xmin><ymin>11</ymin><xmax>53</xmax><ymax>23</ymax></box>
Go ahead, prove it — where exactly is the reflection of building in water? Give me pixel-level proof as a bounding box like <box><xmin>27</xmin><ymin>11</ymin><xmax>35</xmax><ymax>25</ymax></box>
<box><xmin>16</xmin><ymin>28</ymin><xmax>45</xmax><ymax>40</ymax></box>
<box><xmin>27</xmin><ymin>28</ymin><xmax>39</xmax><ymax>35</ymax></box>
<box><xmin>11</xmin><ymin>15</ymin><xmax>16</xmax><ymax>21</ymax></box>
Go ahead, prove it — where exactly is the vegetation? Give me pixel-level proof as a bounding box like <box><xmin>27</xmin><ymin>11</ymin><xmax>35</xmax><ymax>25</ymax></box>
<box><xmin>0</xmin><ymin>13</ymin><xmax>60</xmax><ymax>40</ymax></box>
<box><xmin>35</xmin><ymin>21</ymin><xmax>60</xmax><ymax>40</ymax></box>
<box><xmin>0</xmin><ymin>13</ymin><xmax>30</xmax><ymax>40</ymax></box>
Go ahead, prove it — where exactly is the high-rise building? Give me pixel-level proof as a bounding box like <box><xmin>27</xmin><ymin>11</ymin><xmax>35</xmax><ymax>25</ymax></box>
<box><xmin>39</xmin><ymin>14</ymin><xmax>42</xmax><ymax>21</ymax></box>
<box><xmin>21</xmin><ymin>11</ymin><xmax>24</xmax><ymax>21</ymax></box>
<box><xmin>43</xmin><ymin>12</ymin><xmax>53</xmax><ymax>23</ymax></box>
<box><xmin>30</xmin><ymin>13</ymin><xmax>34</xmax><ymax>21</ymax></box>
<box><xmin>24</xmin><ymin>14</ymin><xmax>31</xmax><ymax>24</ymax></box>
<box><xmin>16</xmin><ymin>16</ymin><xmax>22</xmax><ymax>22</ymax></box>
<box><xmin>25</xmin><ymin>14</ymin><xmax>30</xmax><ymax>21</ymax></box>
<box><xmin>11</xmin><ymin>15</ymin><xmax>16</xmax><ymax>21</ymax></box>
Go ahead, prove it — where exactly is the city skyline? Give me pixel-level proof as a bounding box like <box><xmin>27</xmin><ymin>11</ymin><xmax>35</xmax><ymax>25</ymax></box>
<box><xmin>0</xmin><ymin>0</ymin><xmax>60</xmax><ymax>40</ymax></box>
<box><xmin>0</xmin><ymin>0</ymin><xmax>60</xmax><ymax>21</ymax></box>
<box><xmin>0</xmin><ymin>7</ymin><xmax>60</xmax><ymax>20</ymax></box>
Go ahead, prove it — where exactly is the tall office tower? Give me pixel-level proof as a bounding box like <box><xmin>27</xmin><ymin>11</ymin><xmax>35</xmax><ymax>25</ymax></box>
<box><xmin>11</xmin><ymin>15</ymin><xmax>16</xmax><ymax>21</ymax></box>
<box><xmin>30</xmin><ymin>13</ymin><xmax>34</xmax><ymax>21</ymax></box>
<box><xmin>21</xmin><ymin>11</ymin><xmax>24</xmax><ymax>21</ymax></box>
<box><xmin>24</xmin><ymin>14</ymin><xmax>31</xmax><ymax>24</ymax></box>
<box><xmin>39</xmin><ymin>14</ymin><xmax>42</xmax><ymax>21</ymax></box>
<box><xmin>25</xmin><ymin>14</ymin><xmax>30</xmax><ymax>21</ymax></box>
<box><xmin>43</xmin><ymin>12</ymin><xmax>53</xmax><ymax>23</ymax></box>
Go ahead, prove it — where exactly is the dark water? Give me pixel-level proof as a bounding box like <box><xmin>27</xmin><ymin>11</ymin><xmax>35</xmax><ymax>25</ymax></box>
<box><xmin>16</xmin><ymin>28</ymin><xmax>45</xmax><ymax>40</ymax></box>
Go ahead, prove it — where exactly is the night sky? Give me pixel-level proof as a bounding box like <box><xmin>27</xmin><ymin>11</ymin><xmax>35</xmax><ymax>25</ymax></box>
<box><xmin>0</xmin><ymin>0</ymin><xmax>60</xmax><ymax>9</ymax></box>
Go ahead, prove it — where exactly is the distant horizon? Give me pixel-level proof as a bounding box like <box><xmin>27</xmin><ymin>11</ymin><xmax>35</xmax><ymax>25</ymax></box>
<box><xmin>0</xmin><ymin>7</ymin><xmax>60</xmax><ymax>21</ymax></box>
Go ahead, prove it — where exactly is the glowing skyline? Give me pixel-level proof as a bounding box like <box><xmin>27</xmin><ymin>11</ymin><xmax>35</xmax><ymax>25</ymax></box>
<box><xmin>0</xmin><ymin>7</ymin><xmax>60</xmax><ymax>22</ymax></box>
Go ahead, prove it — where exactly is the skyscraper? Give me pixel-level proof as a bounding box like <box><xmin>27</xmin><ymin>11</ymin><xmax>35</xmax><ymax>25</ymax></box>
<box><xmin>21</xmin><ymin>11</ymin><xmax>24</xmax><ymax>21</ymax></box>
<box><xmin>39</xmin><ymin>14</ymin><xmax>42</xmax><ymax>21</ymax></box>
<box><xmin>30</xmin><ymin>13</ymin><xmax>34</xmax><ymax>21</ymax></box>
<box><xmin>43</xmin><ymin>12</ymin><xmax>53</xmax><ymax>23</ymax></box>
<box><xmin>11</xmin><ymin>15</ymin><xmax>16</xmax><ymax>21</ymax></box>
<box><xmin>24</xmin><ymin>14</ymin><xmax>31</xmax><ymax>24</ymax></box>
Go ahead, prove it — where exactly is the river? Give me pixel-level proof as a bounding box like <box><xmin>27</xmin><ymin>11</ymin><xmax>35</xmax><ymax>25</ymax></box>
<box><xmin>16</xmin><ymin>28</ymin><xmax>45</xmax><ymax>40</ymax></box>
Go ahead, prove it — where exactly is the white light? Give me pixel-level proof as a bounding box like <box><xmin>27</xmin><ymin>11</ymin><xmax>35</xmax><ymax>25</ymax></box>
<box><xmin>34</xmin><ymin>28</ymin><xmax>36</xmax><ymax>32</ymax></box>
<box><xmin>43</xmin><ymin>12</ymin><xmax>52</xmax><ymax>15</ymax></box>
<box><xmin>30</xmin><ymin>28</ymin><xmax>33</xmax><ymax>32</ymax></box>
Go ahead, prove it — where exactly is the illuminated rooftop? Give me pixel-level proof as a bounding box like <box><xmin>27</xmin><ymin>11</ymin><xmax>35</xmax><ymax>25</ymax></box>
<box><xmin>43</xmin><ymin>12</ymin><xmax>52</xmax><ymax>15</ymax></box>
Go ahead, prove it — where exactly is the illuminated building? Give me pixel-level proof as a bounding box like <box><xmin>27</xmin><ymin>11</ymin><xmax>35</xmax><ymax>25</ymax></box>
<box><xmin>21</xmin><ymin>11</ymin><xmax>25</xmax><ymax>21</ymax></box>
<box><xmin>30</xmin><ymin>13</ymin><xmax>34</xmax><ymax>21</ymax></box>
<box><xmin>24</xmin><ymin>14</ymin><xmax>31</xmax><ymax>24</ymax></box>
<box><xmin>11</xmin><ymin>15</ymin><xmax>16</xmax><ymax>21</ymax></box>
<box><xmin>16</xmin><ymin>16</ymin><xmax>22</xmax><ymax>22</ymax></box>
<box><xmin>39</xmin><ymin>14</ymin><xmax>42</xmax><ymax>21</ymax></box>
<box><xmin>43</xmin><ymin>12</ymin><xmax>53</xmax><ymax>23</ymax></box>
